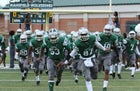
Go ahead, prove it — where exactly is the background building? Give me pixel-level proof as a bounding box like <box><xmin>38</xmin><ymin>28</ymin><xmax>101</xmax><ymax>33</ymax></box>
<box><xmin>0</xmin><ymin>0</ymin><xmax>140</xmax><ymax>33</ymax></box>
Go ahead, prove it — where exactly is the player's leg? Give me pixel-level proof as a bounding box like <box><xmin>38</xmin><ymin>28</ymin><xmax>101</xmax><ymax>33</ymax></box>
<box><xmin>130</xmin><ymin>54</ymin><xmax>136</xmax><ymax>78</ymax></box>
<box><xmin>103</xmin><ymin>54</ymin><xmax>112</xmax><ymax>91</ymax></box>
<box><xmin>34</xmin><ymin>57</ymin><xmax>40</xmax><ymax>85</ymax></box>
<box><xmin>82</xmin><ymin>60</ymin><xmax>93</xmax><ymax>91</ymax></box>
<box><xmin>39</xmin><ymin>56</ymin><xmax>45</xmax><ymax>74</ymax></box>
<box><xmin>23</xmin><ymin>58</ymin><xmax>30</xmax><ymax>80</ymax></box>
<box><xmin>18</xmin><ymin>58</ymin><xmax>25</xmax><ymax>81</ymax></box>
<box><xmin>72</xmin><ymin>59</ymin><xmax>80</xmax><ymax>84</ymax></box>
<box><xmin>47</xmin><ymin>58</ymin><xmax>55</xmax><ymax>91</ymax></box>
<box><xmin>55</xmin><ymin>61</ymin><xmax>65</xmax><ymax>86</ymax></box>
<box><xmin>117</xmin><ymin>50</ymin><xmax>123</xmax><ymax>79</ymax></box>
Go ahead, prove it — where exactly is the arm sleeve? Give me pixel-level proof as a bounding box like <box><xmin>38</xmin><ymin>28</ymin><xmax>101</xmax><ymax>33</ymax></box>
<box><xmin>69</xmin><ymin>49</ymin><xmax>77</xmax><ymax>58</ymax></box>
<box><xmin>95</xmin><ymin>40</ymin><xmax>106</xmax><ymax>51</ymax></box>
<box><xmin>135</xmin><ymin>46</ymin><xmax>140</xmax><ymax>56</ymax></box>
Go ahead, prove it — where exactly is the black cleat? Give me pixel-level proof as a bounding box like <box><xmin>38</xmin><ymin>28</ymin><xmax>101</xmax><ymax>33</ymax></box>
<box><xmin>74</xmin><ymin>79</ymin><xmax>78</xmax><ymax>84</ymax></box>
<box><xmin>36</xmin><ymin>81</ymin><xmax>40</xmax><ymax>86</ymax></box>
<box><xmin>112</xmin><ymin>73</ymin><xmax>115</xmax><ymax>79</ymax></box>
<box><xmin>40</xmin><ymin>71</ymin><xmax>43</xmax><ymax>75</ymax></box>
<box><xmin>56</xmin><ymin>80</ymin><xmax>60</xmax><ymax>86</ymax></box>
<box><xmin>131</xmin><ymin>75</ymin><xmax>134</xmax><ymax>79</ymax></box>
<box><xmin>117</xmin><ymin>74</ymin><xmax>122</xmax><ymax>79</ymax></box>
<box><xmin>22</xmin><ymin>76</ymin><xmax>25</xmax><ymax>81</ymax></box>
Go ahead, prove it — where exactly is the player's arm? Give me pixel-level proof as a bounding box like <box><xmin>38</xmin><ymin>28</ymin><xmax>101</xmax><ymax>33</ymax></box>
<box><xmin>95</xmin><ymin>40</ymin><xmax>110</xmax><ymax>52</ymax></box>
<box><xmin>27</xmin><ymin>41</ymin><xmax>33</xmax><ymax>63</ymax></box>
<box><xmin>38</xmin><ymin>44</ymin><xmax>46</xmax><ymax>62</ymax></box>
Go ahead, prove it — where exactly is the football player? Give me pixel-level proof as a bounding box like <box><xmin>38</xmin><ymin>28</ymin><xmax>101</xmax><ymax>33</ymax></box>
<box><xmin>109</xmin><ymin>28</ymin><xmax>124</xmax><ymax>79</ymax></box>
<box><xmin>0</xmin><ymin>35</ymin><xmax>6</xmax><ymax>67</ymax></box>
<box><xmin>70</xmin><ymin>27</ymin><xmax>110</xmax><ymax>91</ymax></box>
<box><xmin>39</xmin><ymin>28</ymin><xmax>71</xmax><ymax>91</ymax></box>
<box><xmin>97</xmin><ymin>24</ymin><xmax>117</xmax><ymax>91</ymax></box>
<box><xmin>123</xmin><ymin>31</ymin><xmax>140</xmax><ymax>78</ymax></box>
<box><xmin>135</xmin><ymin>24</ymin><xmax>140</xmax><ymax>71</ymax></box>
<box><xmin>69</xmin><ymin>31</ymin><xmax>82</xmax><ymax>84</ymax></box>
<box><xmin>16</xmin><ymin>34</ymin><xmax>30</xmax><ymax>81</ymax></box>
<box><xmin>27</xmin><ymin>30</ymin><xmax>45</xmax><ymax>85</ymax></box>
<box><xmin>14</xmin><ymin>28</ymin><xmax>23</xmax><ymax>61</ymax></box>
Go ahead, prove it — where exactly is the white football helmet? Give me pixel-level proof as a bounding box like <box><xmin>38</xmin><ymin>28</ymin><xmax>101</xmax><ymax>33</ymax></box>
<box><xmin>20</xmin><ymin>34</ymin><xmax>27</xmax><ymax>43</ymax></box>
<box><xmin>135</xmin><ymin>24</ymin><xmax>140</xmax><ymax>36</ymax></box>
<box><xmin>35</xmin><ymin>31</ymin><xmax>43</xmax><ymax>41</ymax></box>
<box><xmin>16</xmin><ymin>28</ymin><xmax>22</xmax><ymax>35</ymax></box>
<box><xmin>113</xmin><ymin>28</ymin><xmax>121</xmax><ymax>35</ymax></box>
<box><xmin>72</xmin><ymin>31</ymin><xmax>78</xmax><ymax>41</ymax></box>
<box><xmin>128</xmin><ymin>31</ymin><xmax>136</xmax><ymax>39</ymax></box>
<box><xmin>103</xmin><ymin>24</ymin><xmax>112</xmax><ymax>35</ymax></box>
<box><xmin>78</xmin><ymin>27</ymin><xmax>89</xmax><ymax>41</ymax></box>
<box><xmin>48</xmin><ymin>28</ymin><xmax>59</xmax><ymax>43</ymax></box>
<box><xmin>25</xmin><ymin>30</ymin><xmax>32</xmax><ymax>38</ymax></box>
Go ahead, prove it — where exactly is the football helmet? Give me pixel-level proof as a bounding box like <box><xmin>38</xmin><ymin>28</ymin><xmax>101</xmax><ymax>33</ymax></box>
<box><xmin>128</xmin><ymin>31</ymin><xmax>136</xmax><ymax>39</ymax></box>
<box><xmin>16</xmin><ymin>28</ymin><xmax>22</xmax><ymax>35</ymax></box>
<box><xmin>48</xmin><ymin>28</ymin><xmax>59</xmax><ymax>43</ymax></box>
<box><xmin>113</xmin><ymin>28</ymin><xmax>121</xmax><ymax>35</ymax></box>
<box><xmin>78</xmin><ymin>27</ymin><xmax>89</xmax><ymax>41</ymax></box>
<box><xmin>71</xmin><ymin>31</ymin><xmax>78</xmax><ymax>41</ymax></box>
<box><xmin>20</xmin><ymin>34</ymin><xmax>27</xmax><ymax>43</ymax></box>
<box><xmin>103</xmin><ymin>24</ymin><xmax>112</xmax><ymax>36</ymax></box>
<box><xmin>35</xmin><ymin>31</ymin><xmax>43</xmax><ymax>41</ymax></box>
<box><xmin>135</xmin><ymin>24</ymin><xmax>140</xmax><ymax>36</ymax></box>
<box><xmin>25</xmin><ymin>30</ymin><xmax>32</xmax><ymax>38</ymax></box>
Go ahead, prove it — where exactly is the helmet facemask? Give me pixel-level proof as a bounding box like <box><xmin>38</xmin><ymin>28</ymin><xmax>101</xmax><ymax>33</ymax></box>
<box><xmin>78</xmin><ymin>27</ymin><xmax>89</xmax><ymax>41</ymax></box>
<box><xmin>48</xmin><ymin>28</ymin><xmax>59</xmax><ymax>43</ymax></box>
<box><xmin>104</xmin><ymin>29</ymin><xmax>112</xmax><ymax>36</ymax></box>
<box><xmin>79</xmin><ymin>33</ymin><xmax>89</xmax><ymax>41</ymax></box>
<box><xmin>35</xmin><ymin>31</ymin><xmax>43</xmax><ymax>41</ymax></box>
<box><xmin>20</xmin><ymin>34</ymin><xmax>27</xmax><ymax>43</ymax></box>
<box><xmin>128</xmin><ymin>31</ymin><xmax>136</xmax><ymax>39</ymax></box>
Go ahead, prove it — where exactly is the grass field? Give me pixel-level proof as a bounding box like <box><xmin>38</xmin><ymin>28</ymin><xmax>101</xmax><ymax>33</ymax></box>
<box><xmin>0</xmin><ymin>68</ymin><xmax>140</xmax><ymax>91</ymax></box>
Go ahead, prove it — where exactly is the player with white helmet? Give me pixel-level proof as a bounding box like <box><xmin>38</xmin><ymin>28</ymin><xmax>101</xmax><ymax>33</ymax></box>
<box><xmin>27</xmin><ymin>30</ymin><xmax>44</xmax><ymax>85</ymax></box>
<box><xmin>97</xmin><ymin>24</ymin><xmax>117</xmax><ymax>91</ymax></box>
<box><xmin>39</xmin><ymin>28</ymin><xmax>71</xmax><ymax>91</ymax></box>
<box><xmin>14</xmin><ymin>28</ymin><xmax>23</xmax><ymax>61</ymax></box>
<box><xmin>16</xmin><ymin>34</ymin><xmax>30</xmax><ymax>81</ymax></box>
<box><xmin>109</xmin><ymin>28</ymin><xmax>124</xmax><ymax>79</ymax></box>
<box><xmin>135</xmin><ymin>24</ymin><xmax>140</xmax><ymax>70</ymax></box>
<box><xmin>70</xmin><ymin>27</ymin><xmax>110</xmax><ymax>91</ymax></box>
<box><xmin>123</xmin><ymin>30</ymin><xmax>140</xmax><ymax>78</ymax></box>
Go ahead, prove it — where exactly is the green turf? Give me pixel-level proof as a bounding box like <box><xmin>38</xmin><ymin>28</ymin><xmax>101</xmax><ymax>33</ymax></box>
<box><xmin>0</xmin><ymin>69</ymin><xmax>140</xmax><ymax>91</ymax></box>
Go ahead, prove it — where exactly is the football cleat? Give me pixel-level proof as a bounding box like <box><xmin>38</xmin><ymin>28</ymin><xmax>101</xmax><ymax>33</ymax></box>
<box><xmin>36</xmin><ymin>81</ymin><xmax>40</xmax><ymax>86</ymax></box>
<box><xmin>131</xmin><ymin>75</ymin><xmax>134</xmax><ymax>79</ymax></box>
<box><xmin>112</xmin><ymin>73</ymin><xmax>115</xmax><ymax>79</ymax></box>
<box><xmin>40</xmin><ymin>70</ymin><xmax>43</xmax><ymax>75</ymax></box>
<box><xmin>56</xmin><ymin>80</ymin><xmax>60</xmax><ymax>86</ymax></box>
<box><xmin>117</xmin><ymin>74</ymin><xmax>122</xmax><ymax>79</ymax></box>
<box><xmin>74</xmin><ymin>79</ymin><xmax>78</xmax><ymax>84</ymax></box>
<box><xmin>22</xmin><ymin>76</ymin><xmax>25</xmax><ymax>81</ymax></box>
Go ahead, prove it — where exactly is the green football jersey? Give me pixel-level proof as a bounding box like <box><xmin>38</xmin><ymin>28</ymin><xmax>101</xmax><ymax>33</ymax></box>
<box><xmin>13</xmin><ymin>34</ymin><xmax>20</xmax><ymax>44</ymax></box>
<box><xmin>16</xmin><ymin>42</ymin><xmax>29</xmax><ymax>58</ymax></box>
<box><xmin>98</xmin><ymin>33</ymin><xmax>117</xmax><ymax>55</ymax></box>
<box><xmin>125</xmin><ymin>38</ymin><xmax>139</xmax><ymax>54</ymax></box>
<box><xmin>73</xmin><ymin>34</ymin><xmax>96</xmax><ymax>58</ymax></box>
<box><xmin>42</xmin><ymin>36</ymin><xmax>71</xmax><ymax>60</ymax></box>
<box><xmin>30</xmin><ymin>38</ymin><xmax>43</xmax><ymax>57</ymax></box>
<box><xmin>115</xmin><ymin>34</ymin><xmax>124</xmax><ymax>49</ymax></box>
